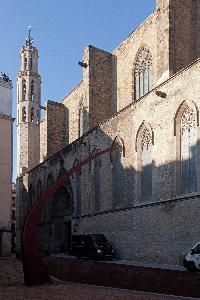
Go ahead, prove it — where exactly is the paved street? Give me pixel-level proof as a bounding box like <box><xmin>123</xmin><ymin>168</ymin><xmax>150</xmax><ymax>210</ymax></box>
<box><xmin>0</xmin><ymin>258</ymin><xmax>197</xmax><ymax>300</ymax></box>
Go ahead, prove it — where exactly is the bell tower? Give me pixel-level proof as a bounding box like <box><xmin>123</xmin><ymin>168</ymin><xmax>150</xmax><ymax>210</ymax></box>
<box><xmin>17</xmin><ymin>28</ymin><xmax>41</xmax><ymax>176</ymax></box>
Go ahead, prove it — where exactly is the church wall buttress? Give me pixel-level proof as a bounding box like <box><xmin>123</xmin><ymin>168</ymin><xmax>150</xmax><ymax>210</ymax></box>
<box><xmin>40</xmin><ymin>101</ymin><xmax>67</xmax><ymax>161</ymax></box>
<box><xmin>83</xmin><ymin>46</ymin><xmax>116</xmax><ymax>129</ymax></box>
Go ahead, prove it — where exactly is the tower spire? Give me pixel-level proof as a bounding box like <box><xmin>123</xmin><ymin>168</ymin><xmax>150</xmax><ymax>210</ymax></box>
<box><xmin>26</xmin><ymin>26</ymin><xmax>33</xmax><ymax>47</ymax></box>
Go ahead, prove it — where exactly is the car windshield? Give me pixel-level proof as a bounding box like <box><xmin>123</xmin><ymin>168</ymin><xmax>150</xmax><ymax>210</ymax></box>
<box><xmin>91</xmin><ymin>235</ymin><xmax>107</xmax><ymax>245</ymax></box>
<box><xmin>192</xmin><ymin>243</ymin><xmax>200</xmax><ymax>254</ymax></box>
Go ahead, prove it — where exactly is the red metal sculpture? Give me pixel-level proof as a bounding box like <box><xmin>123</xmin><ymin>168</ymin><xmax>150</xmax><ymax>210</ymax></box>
<box><xmin>22</xmin><ymin>146</ymin><xmax>113</xmax><ymax>285</ymax></box>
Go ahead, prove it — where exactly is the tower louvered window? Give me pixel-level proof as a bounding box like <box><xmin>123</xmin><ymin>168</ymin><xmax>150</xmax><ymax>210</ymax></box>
<box><xmin>22</xmin><ymin>106</ymin><xmax>26</xmax><ymax>122</ymax></box>
<box><xmin>31</xmin><ymin>107</ymin><xmax>34</xmax><ymax>122</ymax></box>
<box><xmin>22</xmin><ymin>79</ymin><xmax>26</xmax><ymax>101</ymax></box>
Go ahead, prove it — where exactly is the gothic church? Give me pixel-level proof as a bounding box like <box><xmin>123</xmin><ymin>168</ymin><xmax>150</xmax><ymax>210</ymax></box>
<box><xmin>16</xmin><ymin>0</ymin><xmax>200</xmax><ymax>265</ymax></box>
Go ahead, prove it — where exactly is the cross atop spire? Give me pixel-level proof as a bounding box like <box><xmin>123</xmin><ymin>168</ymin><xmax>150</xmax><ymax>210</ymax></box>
<box><xmin>26</xmin><ymin>26</ymin><xmax>33</xmax><ymax>46</ymax></box>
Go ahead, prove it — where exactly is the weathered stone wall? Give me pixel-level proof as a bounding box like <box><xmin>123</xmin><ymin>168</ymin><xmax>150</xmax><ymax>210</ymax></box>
<box><xmin>40</xmin><ymin>101</ymin><xmax>68</xmax><ymax>161</ymax></box>
<box><xmin>83</xmin><ymin>46</ymin><xmax>117</xmax><ymax>128</ymax></box>
<box><xmin>40</xmin><ymin>119</ymin><xmax>47</xmax><ymax>162</ymax></box>
<box><xmin>62</xmin><ymin>81</ymin><xmax>84</xmax><ymax>144</ymax></box>
<box><xmin>17</xmin><ymin>123</ymin><xmax>40</xmax><ymax>174</ymax></box>
<box><xmin>113</xmin><ymin>12</ymin><xmax>158</xmax><ymax>111</ymax></box>
<box><xmin>75</xmin><ymin>195</ymin><xmax>200</xmax><ymax>265</ymax></box>
<box><xmin>169</xmin><ymin>0</ymin><xmax>195</xmax><ymax>74</ymax></box>
<box><xmin>16</xmin><ymin>60</ymin><xmax>200</xmax><ymax>264</ymax></box>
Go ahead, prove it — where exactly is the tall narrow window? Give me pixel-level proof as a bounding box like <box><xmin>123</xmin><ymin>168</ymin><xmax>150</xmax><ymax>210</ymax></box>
<box><xmin>136</xmin><ymin>123</ymin><xmax>153</xmax><ymax>203</ymax></box>
<box><xmin>31</xmin><ymin>80</ymin><xmax>34</xmax><ymax>101</ymax></box>
<box><xmin>24</xmin><ymin>56</ymin><xmax>27</xmax><ymax>70</ymax></box>
<box><xmin>22</xmin><ymin>106</ymin><xmax>26</xmax><ymax>122</ymax></box>
<box><xmin>112</xmin><ymin>141</ymin><xmax>125</xmax><ymax>209</ymax></box>
<box><xmin>181</xmin><ymin>106</ymin><xmax>197</xmax><ymax>193</ymax></box>
<box><xmin>22</xmin><ymin>79</ymin><xmax>26</xmax><ymax>101</ymax></box>
<box><xmin>134</xmin><ymin>47</ymin><xmax>152</xmax><ymax>100</ymax></box>
<box><xmin>94</xmin><ymin>158</ymin><xmax>101</xmax><ymax>212</ymax></box>
<box><xmin>31</xmin><ymin>107</ymin><xmax>34</xmax><ymax>123</ymax></box>
<box><xmin>141</xmin><ymin>127</ymin><xmax>153</xmax><ymax>202</ymax></box>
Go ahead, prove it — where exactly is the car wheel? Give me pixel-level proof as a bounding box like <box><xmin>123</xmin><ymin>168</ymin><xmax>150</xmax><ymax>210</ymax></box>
<box><xmin>187</xmin><ymin>262</ymin><xmax>196</xmax><ymax>272</ymax></box>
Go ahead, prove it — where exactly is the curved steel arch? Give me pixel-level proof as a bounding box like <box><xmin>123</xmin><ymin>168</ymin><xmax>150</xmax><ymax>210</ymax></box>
<box><xmin>22</xmin><ymin>146</ymin><xmax>113</xmax><ymax>285</ymax></box>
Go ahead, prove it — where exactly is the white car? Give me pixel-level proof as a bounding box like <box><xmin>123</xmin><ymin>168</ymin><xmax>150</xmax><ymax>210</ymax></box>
<box><xmin>183</xmin><ymin>242</ymin><xmax>200</xmax><ymax>271</ymax></box>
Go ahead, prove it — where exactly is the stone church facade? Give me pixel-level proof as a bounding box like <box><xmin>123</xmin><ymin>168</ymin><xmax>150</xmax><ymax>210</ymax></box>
<box><xmin>16</xmin><ymin>0</ymin><xmax>200</xmax><ymax>265</ymax></box>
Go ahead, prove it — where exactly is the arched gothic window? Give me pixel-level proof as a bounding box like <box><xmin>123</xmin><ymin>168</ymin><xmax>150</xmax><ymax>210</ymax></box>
<box><xmin>111</xmin><ymin>138</ymin><xmax>125</xmax><ymax>208</ymax></box>
<box><xmin>22</xmin><ymin>79</ymin><xmax>26</xmax><ymax>101</ymax></box>
<box><xmin>22</xmin><ymin>106</ymin><xmax>26</xmax><ymax>122</ymax></box>
<box><xmin>94</xmin><ymin>158</ymin><xmax>101</xmax><ymax>212</ymax></box>
<box><xmin>31</xmin><ymin>80</ymin><xmax>34</xmax><ymax>101</ymax></box>
<box><xmin>175</xmin><ymin>103</ymin><xmax>198</xmax><ymax>194</ymax></box>
<box><xmin>24</xmin><ymin>56</ymin><xmax>28</xmax><ymax>70</ymax></box>
<box><xmin>31</xmin><ymin>107</ymin><xmax>34</xmax><ymax>123</ymax></box>
<box><xmin>134</xmin><ymin>46</ymin><xmax>152</xmax><ymax>100</ymax></box>
<box><xmin>136</xmin><ymin>123</ymin><xmax>153</xmax><ymax>203</ymax></box>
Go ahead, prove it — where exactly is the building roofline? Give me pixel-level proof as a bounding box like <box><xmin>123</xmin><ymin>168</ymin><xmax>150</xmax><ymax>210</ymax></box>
<box><xmin>60</xmin><ymin>80</ymin><xmax>83</xmax><ymax>103</ymax></box>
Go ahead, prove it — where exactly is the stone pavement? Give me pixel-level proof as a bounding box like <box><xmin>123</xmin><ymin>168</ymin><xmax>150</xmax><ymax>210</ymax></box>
<box><xmin>0</xmin><ymin>258</ymin><xmax>198</xmax><ymax>300</ymax></box>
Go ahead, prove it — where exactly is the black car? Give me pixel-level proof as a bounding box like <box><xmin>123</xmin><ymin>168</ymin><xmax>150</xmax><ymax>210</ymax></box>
<box><xmin>71</xmin><ymin>234</ymin><xmax>114</xmax><ymax>260</ymax></box>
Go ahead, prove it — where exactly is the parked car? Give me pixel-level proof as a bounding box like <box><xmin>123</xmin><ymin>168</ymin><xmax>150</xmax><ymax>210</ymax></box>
<box><xmin>71</xmin><ymin>234</ymin><xmax>114</xmax><ymax>260</ymax></box>
<box><xmin>183</xmin><ymin>242</ymin><xmax>200</xmax><ymax>271</ymax></box>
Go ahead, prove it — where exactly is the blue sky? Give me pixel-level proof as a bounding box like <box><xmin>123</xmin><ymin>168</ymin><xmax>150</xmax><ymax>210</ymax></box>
<box><xmin>0</xmin><ymin>0</ymin><xmax>155</xmax><ymax>181</ymax></box>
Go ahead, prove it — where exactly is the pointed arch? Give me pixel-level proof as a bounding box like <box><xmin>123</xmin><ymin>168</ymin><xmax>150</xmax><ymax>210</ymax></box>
<box><xmin>135</xmin><ymin>121</ymin><xmax>154</xmax><ymax>152</ymax></box>
<box><xmin>134</xmin><ymin>45</ymin><xmax>153</xmax><ymax>100</ymax></box>
<box><xmin>175</xmin><ymin>100</ymin><xmax>199</xmax><ymax>194</ymax></box>
<box><xmin>110</xmin><ymin>136</ymin><xmax>125</xmax><ymax>161</ymax></box>
<box><xmin>174</xmin><ymin>100</ymin><xmax>199</xmax><ymax>136</ymax></box>
<box><xmin>136</xmin><ymin>121</ymin><xmax>154</xmax><ymax>203</ymax></box>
